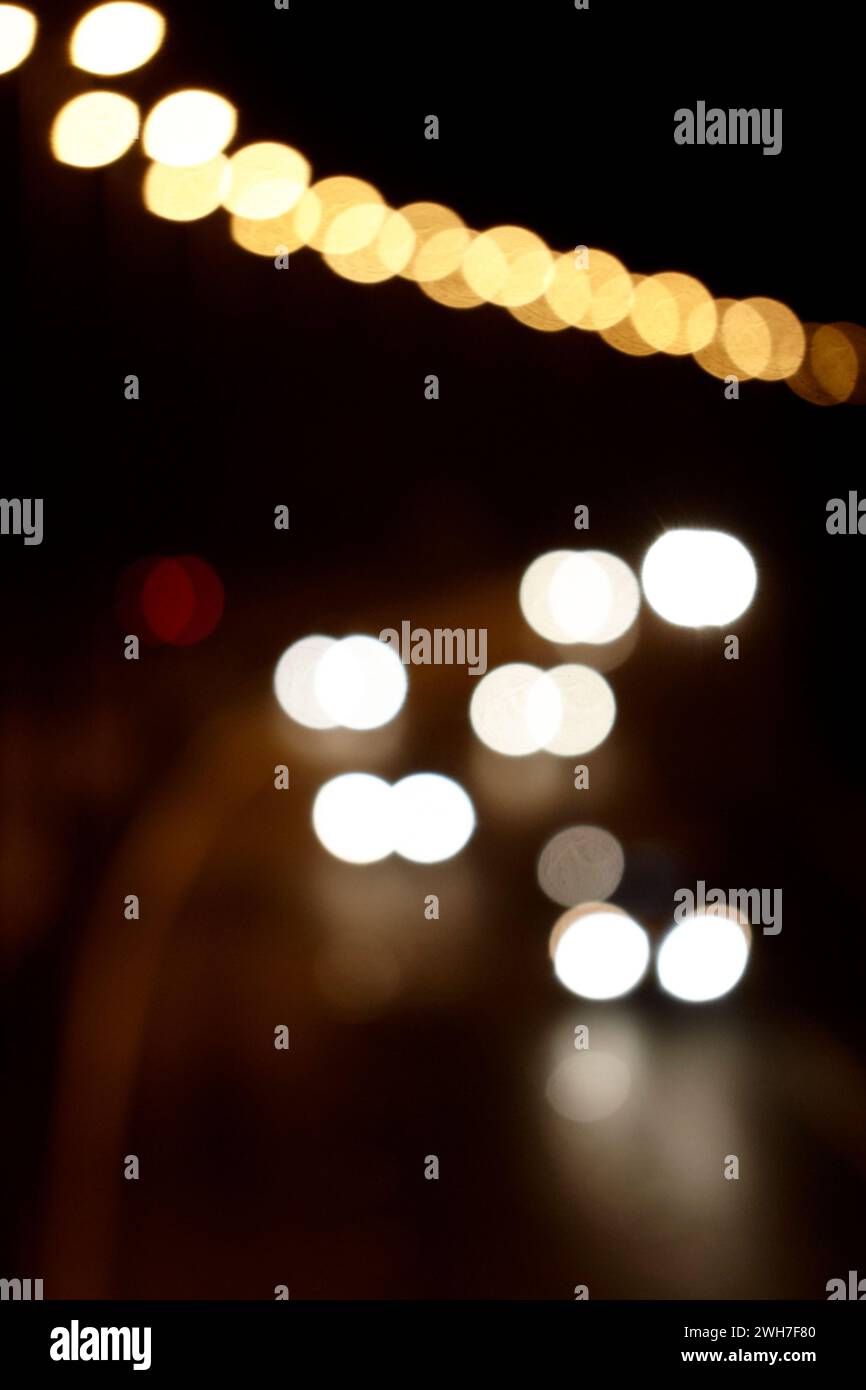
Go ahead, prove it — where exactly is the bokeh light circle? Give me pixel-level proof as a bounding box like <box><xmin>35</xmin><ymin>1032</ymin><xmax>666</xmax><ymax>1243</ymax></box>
<box><xmin>312</xmin><ymin>773</ymin><xmax>394</xmax><ymax>864</ymax></box>
<box><xmin>314</xmin><ymin>635</ymin><xmax>408</xmax><ymax>730</ymax></box>
<box><xmin>51</xmin><ymin>91</ymin><xmax>139</xmax><ymax>167</ymax></box>
<box><xmin>641</xmin><ymin>529</ymin><xmax>757</xmax><ymax>627</ymax></box>
<box><xmin>390</xmin><ymin>773</ymin><xmax>475</xmax><ymax>863</ymax></box>
<box><xmin>551</xmin><ymin>904</ymin><xmax>650</xmax><ymax>1000</ymax></box>
<box><xmin>469</xmin><ymin>663</ymin><xmax>562</xmax><ymax>756</ymax></box>
<box><xmin>143</xmin><ymin>89</ymin><xmax>236</xmax><ymax>167</ymax></box>
<box><xmin>537</xmin><ymin>826</ymin><xmax>625</xmax><ymax>908</ymax></box>
<box><xmin>70</xmin><ymin>3</ymin><xmax>165</xmax><ymax>75</ymax></box>
<box><xmin>273</xmin><ymin>635</ymin><xmax>338</xmax><ymax>730</ymax></box>
<box><xmin>656</xmin><ymin>907</ymin><xmax>750</xmax><ymax>1002</ymax></box>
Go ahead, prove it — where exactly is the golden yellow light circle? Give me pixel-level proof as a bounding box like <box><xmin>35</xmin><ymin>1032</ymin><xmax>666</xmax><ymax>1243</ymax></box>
<box><xmin>722</xmin><ymin>297</ymin><xmax>805</xmax><ymax>381</ymax></box>
<box><xmin>509</xmin><ymin>297</ymin><xmax>569</xmax><ymax>333</ymax></box>
<box><xmin>220</xmin><ymin>142</ymin><xmax>310</xmax><ymax>220</ymax></box>
<box><xmin>293</xmin><ymin>176</ymin><xmax>382</xmax><ymax>250</ymax></box>
<box><xmin>692</xmin><ymin>298</ymin><xmax>753</xmax><ymax>381</ymax></box>
<box><xmin>324</xmin><ymin>208</ymin><xmax>416</xmax><ymax>283</ymax></box>
<box><xmin>630</xmin><ymin>272</ymin><xmax>716</xmax><ymax>354</ymax></box>
<box><xmin>599</xmin><ymin>276</ymin><xmax>657</xmax><ymax>355</ymax></box>
<box><xmin>144</xmin><ymin>156</ymin><xmax>228</xmax><ymax>221</ymax></box>
<box><xmin>544</xmin><ymin>252</ymin><xmax>594</xmax><ymax>327</ymax></box>
<box><xmin>397</xmin><ymin>203</ymin><xmax>466</xmax><ymax>282</ymax></box>
<box><xmin>462</xmin><ymin>225</ymin><xmax>553</xmax><ymax>307</ymax></box>
<box><xmin>230</xmin><ymin>211</ymin><xmax>305</xmax><ymax>258</ymax></box>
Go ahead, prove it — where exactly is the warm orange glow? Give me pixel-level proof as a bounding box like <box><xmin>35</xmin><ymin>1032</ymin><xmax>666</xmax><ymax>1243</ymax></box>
<box><xmin>230</xmin><ymin>211</ymin><xmax>306</xmax><ymax>258</ymax></box>
<box><xmin>693</xmin><ymin>298</ymin><xmax>754</xmax><ymax>381</ymax></box>
<box><xmin>722</xmin><ymin>297</ymin><xmax>805</xmax><ymax>381</ymax></box>
<box><xmin>786</xmin><ymin>322</ymin><xmax>866</xmax><ymax>406</ymax></box>
<box><xmin>630</xmin><ymin>272</ymin><xmax>716</xmax><ymax>354</ymax></box>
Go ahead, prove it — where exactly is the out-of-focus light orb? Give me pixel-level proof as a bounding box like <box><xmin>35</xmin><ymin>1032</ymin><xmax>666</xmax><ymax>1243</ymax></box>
<box><xmin>142</xmin><ymin>89</ymin><xmax>236</xmax><ymax>167</ymax></box>
<box><xmin>312</xmin><ymin>773</ymin><xmax>394</xmax><ymax>865</ymax></box>
<box><xmin>144</xmin><ymin>155</ymin><xmax>228</xmax><ymax>221</ymax></box>
<box><xmin>548</xmin><ymin>554</ymin><xmax>613</xmax><ymax>641</ymax></box>
<box><xmin>273</xmin><ymin>635</ymin><xmax>337</xmax><ymax>730</ymax></box>
<box><xmin>0</xmin><ymin>4</ymin><xmax>36</xmax><ymax>73</ymax></box>
<box><xmin>630</xmin><ymin>272</ymin><xmax>716</xmax><ymax>354</ymax></box>
<box><xmin>599</xmin><ymin>275</ymin><xmax>658</xmax><ymax>356</ymax></box>
<box><xmin>545</xmin><ymin>249</ymin><xmax>632</xmax><ymax>331</ymax></box>
<box><xmin>51</xmin><ymin>91</ymin><xmax>139</xmax><ymax>167</ymax></box>
<box><xmin>537</xmin><ymin>825</ymin><xmax>624</xmax><ymax>908</ymax></box>
<box><xmin>230</xmin><ymin>209</ymin><xmax>305</xmax><ymax>258</ymax></box>
<box><xmin>520</xmin><ymin>550</ymin><xmax>640</xmax><ymax>646</ymax></box>
<box><xmin>419</xmin><ymin>259</ymin><xmax>485</xmax><ymax>310</ymax></box>
<box><xmin>656</xmin><ymin>908</ymin><xmax>750</xmax><ymax>1002</ymax></box>
<box><xmin>543</xmin><ymin>664</ymin><xmax>616</xmax><ymax>756</ymax></box>
<box><xmin>221</xmin><ymin>142</ymin><xmax>310</xmax><ymax>219</ymax></box>
<box><xmin>314</xmin><ymin>634</ymin><xmax>407</xmax><ymax>731</ymax></box>
<box><xmin>552</xmin><ymin>904</ymin><xmax>650</xmax><ymax>1000</ymax></box>
<box><xmin>509</xmin><ymin>295</ymin><xmax>569</xmax><ymax>333</ymax></box>
<box><xmin>324</xmin><ymin>208</ymin><xmax>416</xmax><ymax>283</ymax></box>
<box><xmin>519</xmin><ymin>550</ymin><xmax>577</xmax><ymax>643</ymax></box>
<box><xmin>546</xmin><ymin>1051</ymin><xmax>632</xmax><ymax>1123</ymax></box>
<box><xmin>469</xmin><ymin>662</ymin><xmax>562</xmax><ymax>757</ymax></box>
<box><xmin>397</xmin><ymin>203</ymin><xmax>468</xmax><ymax>283</ymax></box>
<box><xmin>462</xmin><ymin>225</ymin><xmax>553</xmax><ymax>306</ymax></box>
<box><xmin>641</xmin><ymin>529</ymin><xmax>757</xmax><ymax>627</ymax></box>
<box><xmin>294</xmin><ymin>176</ymin><xmax>382</xmax><ymax>250</ymax></box>
<box><xmin>721</xmin><ymin>297</ymin><xmax>805</xmax><ymax>381</ymax></box>
<box><xmin>692</xmin><ymin>297</ymin><xmax>754</xmax><ymax>382</ymax></box>
<box><xmin>787</xmin><ymin>322</ymin><xmax>866</xmax><ymax>407</ymax></box>
<box><xmin>70</xmin><ymin>3</ymin><xmax>164</xmax><ymax>75</ymax></box>
<box><xmin>391</xmin><ymin>773</ymin><xmax>475</xmax><ymax>863</ymax></box>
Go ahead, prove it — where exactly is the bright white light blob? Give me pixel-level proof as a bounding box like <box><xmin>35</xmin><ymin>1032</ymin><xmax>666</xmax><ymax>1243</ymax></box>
<box><xmin>552</xmin><ymin>905</ymin><xmax>650</xmax><ymax>1000</ymax></box>
<box><xmin>546</xmin><ymin>1051</ymin><xmax>632</xmax><ymax>1123</ymax></box>
<box><xmin>391</xmin><ymin>773</ymin><xmax>475</xmax><ymax>863</ymax></box>
<box><xmin>70</xmin><ymin>3</ymin><xmax>165</xmax><ymax>75</ymax></box>
<box><xmin>0</xmin><ymin>4</ymin><xmax>36</xmax><ymax>73</ymax></box>
<box><xmin>543</xmin><ymin>664</ymin><xmax>616</xmax><ymax>755</ymax></box>
<box><xmin>142</xmin><ymin>89</ymin><xmax>236</xmax><ymax>167</ymax></box>
<box><xmin>641</xmin><ymin>529</ymin><xmax>757</xmax><ymax>627</ymax></box>
<box><xmin>312</xmin><ymin>773</ymin><xmax>394</xmax><ymax>864</ymax></box>
<box><xmin>273</xmin><ymin>635</ymin><xmax>337</xmax><ymax>730</ymax></box>
<box><xmin>656</xmin><ymin>908</ymin><xmax>750</xmax><ymax>1002</ymax></box>
<box><xmin>50</xmin><ymin>91</ymin><xmax>139</xmax><ymax>167</ymax></box>
<box><xmin>469</xmin><ymin>662</ymin><xmax>562</xmax><ymax>756</ymax></box>
<box><xmin>548</xmin><ymin>553</ymin><xmax>613</xmax><ymax>640</ymax></box>
<box><xmin>520</xmin><ymin>550</ymin><xmax>581</xmax><ymax>643</ymax></box>
<box><xmin>314</xmin><ymin>634</ymin><xmax>407</xmax><ymax>730</ymax></box>
<box><xmin>520</xmin><ymin>549</ymin><xmax>640</xmax><ymax>645</ymax></box>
